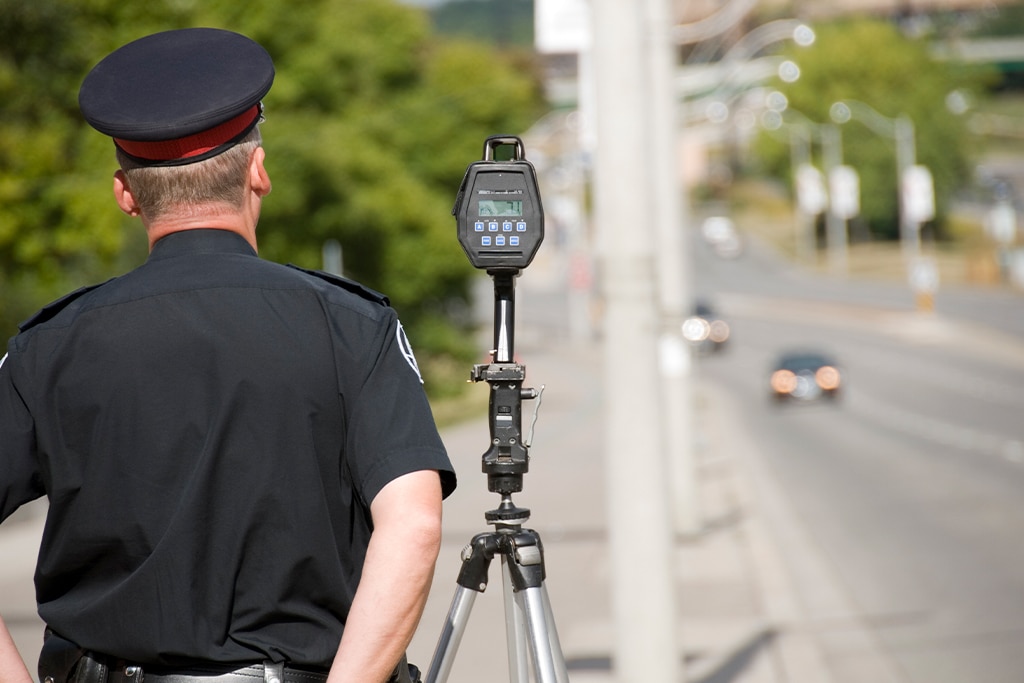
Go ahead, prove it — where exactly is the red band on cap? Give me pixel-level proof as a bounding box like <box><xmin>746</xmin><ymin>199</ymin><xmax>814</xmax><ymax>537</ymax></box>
<box><xmin>114</xmin><ymin>105</ymin><xmax>260</xmax><ymax>162</ymax></box>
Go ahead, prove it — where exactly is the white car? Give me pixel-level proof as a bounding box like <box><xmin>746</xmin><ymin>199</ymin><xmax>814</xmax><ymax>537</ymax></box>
<box><xmin>700</xmin><ymin>216</ymin><xmax>742</xmax><ymax>259</ymax></box>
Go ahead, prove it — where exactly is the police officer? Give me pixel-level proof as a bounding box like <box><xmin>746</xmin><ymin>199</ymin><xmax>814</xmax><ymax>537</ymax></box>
<box><xmin>0</xmin><ymin>28</ymin><xmax>456</xmax><ymax>683</ymax></box>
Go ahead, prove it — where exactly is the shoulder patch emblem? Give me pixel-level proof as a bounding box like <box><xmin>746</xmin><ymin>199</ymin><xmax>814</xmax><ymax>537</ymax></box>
<box><xmin>396</xmin><ymin>321</ymin><xmax>423</xmax><ymax>384</ymax></box>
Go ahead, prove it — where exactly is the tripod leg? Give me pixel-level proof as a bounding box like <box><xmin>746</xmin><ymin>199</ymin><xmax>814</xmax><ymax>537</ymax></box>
<box><xmin>501</xmin><ymin>561</ymin><xmax>570</xmax><ymax>683</ymax></box>
<box><xmin>425</xmin><ymin>586</ymin><xmax>478</xmax><ymax>683</ymax></box>
<box><xmin>515</xmin><ymin>586</ymin><xmax>569</xmax><ymax>683</ymax></box>
<box><xmin>498</xmin><ymin>529</ymin><xmax>570</xmax><ymax>683</ymax></box>
<box><xmin>501</xmin><ymin>557</ymin><xmax>531</xmax><ymax>683</ymax></box>
<box><xmin>539</xmin><ymin>585</ymin><xmax>570</xmax><ymax>683</ymax></box>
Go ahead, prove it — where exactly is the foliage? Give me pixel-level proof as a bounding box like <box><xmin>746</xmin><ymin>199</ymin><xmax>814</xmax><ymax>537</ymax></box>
<box><xmin>0</xmin><ymin>0</ymin><xmax>546</xmax><ymax>396</ymax></box>
<box><xmin>940</xmin><ymin>4</ymin><xmax>1024</xmax><ymax>39</ymax></box>
<box><xmin>752</xmin><ymin>18</ymin><xmax>994</xmax><ymax>241</ymax></box>
<box><xmin>0</xmin><ymin>0</ymin><xmax>176</xmax><ymax>333</ymax></box>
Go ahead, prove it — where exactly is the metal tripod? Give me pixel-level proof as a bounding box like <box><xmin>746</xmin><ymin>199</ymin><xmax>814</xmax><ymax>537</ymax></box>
<box><xmin>425</xmin><ymin>270</ymin><xmax>569</xmax><ymax>683</ymax></box>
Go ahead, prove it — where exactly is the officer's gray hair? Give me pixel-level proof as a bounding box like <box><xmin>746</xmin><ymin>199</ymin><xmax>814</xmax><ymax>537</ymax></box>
<box><xmin>116</xmin><ymin>127</ymin><xmax>263</xmax><ymax>221</ymax></box>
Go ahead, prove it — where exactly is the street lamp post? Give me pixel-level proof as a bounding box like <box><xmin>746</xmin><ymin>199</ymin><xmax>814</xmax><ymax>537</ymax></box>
<box><xmin>830</xmin><ymin>100</ymin><xmax>938</xmax><ymax>310</ymax></box>
<box><xmin>788</xmin><ymin>122</ymin><xmax>818</xmax><ymax>264</ymax></box>
<box><xmin>830</xmin><ymin>100</ymin><xmax>920</xmax><ymax>259</ymax></box>
<box><xmin>686</xmin><ymin>21</ymin><xmax>815</xmax><ymax>125</ymax></box>
<box><xmin>672</xmin><ymin>0</ymin><xmax>757</xmax><ymax>45</ymax></box>
<box><xmin>681</xmin><ymin>22</ymin><xmax>817</xmax><ymax>276</ymax></box>
<box><xmin>821</xmin><ymin>123</ymin><xmax>848</xmax><ymax>274</ymax></box>
<box><xmin>763</xmin><ymin>107</ymin><xmax>848</xmax><ymax>272</ymax></box>
<box><xmin>718</xmin><ymin>19</ymin><xmax>816</xmax><ymax>62</ymax></box>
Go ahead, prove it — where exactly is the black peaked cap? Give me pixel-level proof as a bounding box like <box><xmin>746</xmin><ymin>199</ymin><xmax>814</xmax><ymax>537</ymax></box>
<box><xmin>79</xmin><ymin>28</ymin><xmax>274</xmax><ymax>161</ymax></box>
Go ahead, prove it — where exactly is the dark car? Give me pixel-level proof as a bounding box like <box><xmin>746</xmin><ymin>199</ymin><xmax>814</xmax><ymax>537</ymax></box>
<box><xmin>682</xmin><ymin>302</ymin><xmax>730</xmax><ymax>353</ymax></box>
<box><xmin>769</xmin><ymin>351</ymin><xmax>842</xmax><ymax>402</ymax></box>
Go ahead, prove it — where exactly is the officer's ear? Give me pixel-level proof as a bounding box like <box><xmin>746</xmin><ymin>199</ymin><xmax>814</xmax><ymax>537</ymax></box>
<box><xmin>249</xmin><ymin>146</ymin><xmax>271</xmax><ymax>198</ymax></box>
<box><xmin>113</xmin><ymin>170</ymin><xmax>141</xmax><ymax>217</ymax></box>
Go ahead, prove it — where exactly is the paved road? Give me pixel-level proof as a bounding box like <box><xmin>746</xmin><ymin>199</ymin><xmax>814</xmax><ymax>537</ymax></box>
<box><xmin>494</xmin><ymin>227</ymin><xmax>1024</xmax><ymax>682</ymax></box>
<box><xmin>690</xmin><ymin>230</ymin><xmax>1024</xmax><ymax>682</ymax></box>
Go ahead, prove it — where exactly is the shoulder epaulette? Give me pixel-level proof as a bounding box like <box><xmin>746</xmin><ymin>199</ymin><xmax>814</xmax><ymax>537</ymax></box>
<box><xmin>286</xmin><ymin>265</ymin><xmax>390</xmax><ymax>306</ymax></box>
<box><xmin>18</xmin><ymin>280</ymin><xmax>112</xmax><ymax>332</ymax></box>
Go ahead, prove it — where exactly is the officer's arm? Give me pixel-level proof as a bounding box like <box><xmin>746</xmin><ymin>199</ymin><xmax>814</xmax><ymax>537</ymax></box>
<box><xmin>326</xmin><ymin>469</ymin><xmax>443</xmax><ymax>683</ymax></box>
<box><xmin>0</xmin><ymin>615</ymin><xmax>32</xmax><ymax>683</ymax></box>
<box><xmin>0</xmin><ymin>354</ymin><xmax>34</xmax><ymax>683</ymax></box>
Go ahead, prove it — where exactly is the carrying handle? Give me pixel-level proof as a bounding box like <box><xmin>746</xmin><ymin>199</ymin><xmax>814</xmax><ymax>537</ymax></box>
<box><xmin>482</xmin><ymin>135</ymin><xmax>525</xmax><ymax>162</ymax></box>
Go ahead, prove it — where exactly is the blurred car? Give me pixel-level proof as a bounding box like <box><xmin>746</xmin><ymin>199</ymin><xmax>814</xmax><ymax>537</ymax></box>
<box><xmin>682</xmin><ymin>301</ymin><xmax>730</xmax><ymax>354</ymax></box>
<box><xmin>700</xmin><ymin>216</ymin><xmax>743</xmax><ymax>259</ymax></box>
<box><xmin>769</xmin><ymin>351</ymin><xmax>842</xmax><ymax>403</ymax></box>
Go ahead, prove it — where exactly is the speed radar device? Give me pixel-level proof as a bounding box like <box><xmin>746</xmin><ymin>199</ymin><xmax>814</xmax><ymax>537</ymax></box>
<box><xmin>453</xmin><ymin>135</ymin><xmax>544</xmax><ymax>272</ymax></box>
<box><xmin>425</xmin><ymin>136</ymin><xmax>567</xmax><ymax>683</ymax></box>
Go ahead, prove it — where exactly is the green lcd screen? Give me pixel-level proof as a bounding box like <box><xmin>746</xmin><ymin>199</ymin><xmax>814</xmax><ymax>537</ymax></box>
<box><xmin>478</xmin><ymin>199</ymin><xmax>523</xmax><ymax>217</ymax></box>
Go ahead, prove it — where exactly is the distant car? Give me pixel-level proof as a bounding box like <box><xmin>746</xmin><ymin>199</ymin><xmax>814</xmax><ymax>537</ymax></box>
<box><xmin>682</xmin><ymin>302</ymin><xmax>730</xmax><ymax>353</ymax></box>
<box><xmin>700</xmin><ymin>216</ymin><xmax>743</xmax><ymax>259</ymax></box>
<box><xmin>769</xmin><ymin>351</ymin><xmax>842</xmax><ymax>402</ymax></box>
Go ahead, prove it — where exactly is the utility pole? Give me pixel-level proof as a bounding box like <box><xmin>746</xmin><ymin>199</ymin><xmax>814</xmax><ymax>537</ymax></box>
<box><xmin>821</xmin><ymin>124</ymin><xmax>848</xmax><ymax>274</ymax></box>
<box><xmin>644</xmin><ymin>0</ymin><xmax>699</xmax><ymax>538</ymax></box>
<box><xmin>591</xmin><ymin>1</ymin><xmax>681</xmax><ymax>681</ymax></box>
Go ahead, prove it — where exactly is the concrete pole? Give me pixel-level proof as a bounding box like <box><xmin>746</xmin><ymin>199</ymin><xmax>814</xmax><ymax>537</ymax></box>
<box><xmin>821</xmin><ymin>125</ymin><xmax>848</xmax><ymax>274</ymax></box>
<box><xmin>790</xmin><ymin>126</ymin><xmax>815</xmax><ymax>264</ymax></box>
<box><xmin>643</xmin><ymin>0</ymin><xmax>699</xmax><ymax>538</ymax></box>
<box><xmin>591</xmin><ymin>1</ymin><xmax>681</xmax><ymax>681</ymax></box>
<box><xmin>895</xmin><ymin>115</ymin><xmax>920</xmax><ymax>260</ymax></box>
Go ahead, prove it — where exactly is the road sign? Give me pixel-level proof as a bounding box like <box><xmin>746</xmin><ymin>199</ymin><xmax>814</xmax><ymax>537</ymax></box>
<box><xmin>902</xmin><ymin>165</ymin><xmax>935</xmax><ymax>224</ymax></box>
<box><xmin>986</xmin><ymin>200</ymin><xmax>1017</xmax><ymax>245</ymax></box>
<box><xmin>829</xmin><ymin>165</ymin><xmax>860</xmax><ymax>220</ymax></box>
<box><xmin>909</xmin><ymin>256</ymin><xmax>940</xmax><ymax>294</ymax></box>
<box><xmin>796</xmin><ymin>163</ymin><xmax>827</xmax><ymax>216</ymax></box>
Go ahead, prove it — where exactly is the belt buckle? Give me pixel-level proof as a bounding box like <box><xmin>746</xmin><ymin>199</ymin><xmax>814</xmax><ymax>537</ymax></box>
<box><xmin>263</xmin><ymin>661</ymin><xmax>284</xmax><ymax>683</ymax></box>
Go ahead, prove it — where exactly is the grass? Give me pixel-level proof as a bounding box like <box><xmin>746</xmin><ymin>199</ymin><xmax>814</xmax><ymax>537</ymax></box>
<box><xmin>725</xmin><ymin>178</ymin><xmax>1008</xmax><ymax>288</ymax></box>
<box><xmin>429</xmin><ymin>378</ymin><xmax>489</xmax><ymax>428</ymax></box>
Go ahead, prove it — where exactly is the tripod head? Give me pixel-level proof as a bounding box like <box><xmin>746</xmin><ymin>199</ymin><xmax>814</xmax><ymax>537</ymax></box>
<box><xmin>453</xmin><ymin>136</ymin><xmax>544</xmax><ymax>522</ymax></box>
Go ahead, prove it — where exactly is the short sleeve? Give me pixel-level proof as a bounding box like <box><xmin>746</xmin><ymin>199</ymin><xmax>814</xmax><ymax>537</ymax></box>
<box><xmin>0</xmin><ymin>348</ymin><xmax>45</xmax><ymax>521</ymax></box>
<box><xmin>343</xmin><ymin>314</ymin><xmax>456</xmax><ymax>506</ymax></box>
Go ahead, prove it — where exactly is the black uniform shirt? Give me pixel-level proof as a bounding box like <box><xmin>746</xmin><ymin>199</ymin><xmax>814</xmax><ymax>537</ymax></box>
<box><xmin>0</xmin><ymin>229</ymin><xmax>456</xmax><ymax>668</ymax></box>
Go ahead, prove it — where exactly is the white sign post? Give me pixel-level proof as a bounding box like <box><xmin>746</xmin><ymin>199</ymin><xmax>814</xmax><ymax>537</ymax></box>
<box><xmin>901</xmin><ymin>165</ymin><xmax>936</xmax><ymax>308</ymax></box>
<box><xmin>829</xmin><ymin>164</ymin><xmax>860</xmax><ymax>220</ymax></box>
<box><xmin>909</xmin><ymin>255</ymin><xmax>940</xmax><ymax>311</ymax></box>
<box><xmin>901</xmin><ymin>164</ymin><xmax>934</xmax><ymax>259</ymax></box>
<box><xmin>796</xmin><ymin>163</ymin><xmax>827</xmax><ymax>216</ymax></box>
<box><xmin>902</xmin><ymin>164</ymin><xmax>935</xmax><ymax>223</ymax></box>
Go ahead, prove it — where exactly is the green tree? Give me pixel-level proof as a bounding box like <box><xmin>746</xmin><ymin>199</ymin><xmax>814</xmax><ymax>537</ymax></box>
<box><xmin>0</xmin><ymin>0</ymin><xmax>178</xmax><ymax>334</ymax></box>
<box><xmin>0</xmin><ymin>0</ymin><xmax>546</xmax><ymax>395</ymax></box>
<box><xmin>754</xmin><ymin>19</ymin><xmax>991</xmax><ymax>240</ymax></box>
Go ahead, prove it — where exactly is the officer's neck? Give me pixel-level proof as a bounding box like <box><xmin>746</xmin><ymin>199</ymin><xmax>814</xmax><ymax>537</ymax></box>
<box><xmin>145</xmin><ymin>208</ymin><xmax>258</xmax><ymax>253</ymax></box>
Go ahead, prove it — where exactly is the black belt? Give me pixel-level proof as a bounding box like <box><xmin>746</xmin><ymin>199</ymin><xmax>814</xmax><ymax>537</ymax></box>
<box><xmin>39</xmin><ymin>638</ymin><xmax>326</xmax><ymax>683</ymax></box>
<box><xmin>105</xmin><ymin>662</ymin><xmax>327</xmax><ymax>683</ymax></box>
<box><xmin>40</xmin><ymin>630</ymin><xmax>413</xmax><ymax>683</ymax></box>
